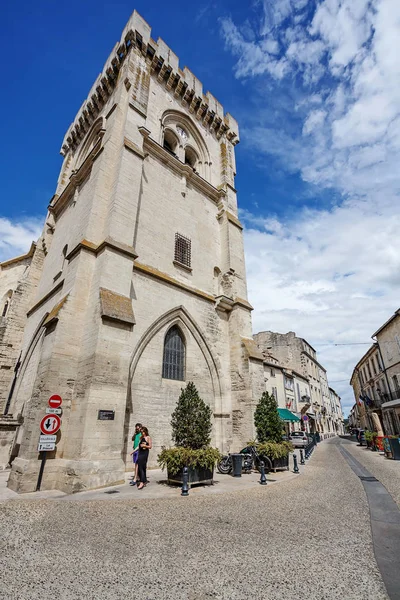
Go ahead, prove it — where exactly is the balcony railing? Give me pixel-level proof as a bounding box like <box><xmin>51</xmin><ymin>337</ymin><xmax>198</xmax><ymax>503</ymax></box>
<box><xmin>379</xmin><ymin>390</ymin><xmax>400</xmax><ymax>403</ymax></box>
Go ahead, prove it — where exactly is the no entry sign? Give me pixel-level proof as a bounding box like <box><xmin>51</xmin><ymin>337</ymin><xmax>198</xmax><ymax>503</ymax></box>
<box><xmin>40</xmin><ymin>414</ymin><xmax>61</xmax><ymax>435</ymax></box>
<box><xmin>48</xmin><ymin>394</ymin><xmax>62</xmax><ymax>409</ymax></box>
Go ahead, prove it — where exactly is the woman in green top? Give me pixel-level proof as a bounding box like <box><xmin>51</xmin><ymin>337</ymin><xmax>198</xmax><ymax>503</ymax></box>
<box><xmin>130</xmin><ymin>422</ymin><xmax>142</xmax><ymax>485</ymax></box>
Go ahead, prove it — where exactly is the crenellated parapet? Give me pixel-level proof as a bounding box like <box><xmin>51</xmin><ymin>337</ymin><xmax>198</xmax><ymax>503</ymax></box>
<box><xmin>61</xmin><ymin>10</ymin><xmax>239</xmax><ymax>157</ymax></box>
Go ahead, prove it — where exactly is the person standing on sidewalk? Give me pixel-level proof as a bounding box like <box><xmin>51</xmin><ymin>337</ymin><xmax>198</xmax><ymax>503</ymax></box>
<box><xmin>129</xmin><ymin>423</ymin><xmax>142</xmax><ymax>486</ymax></box>
<box><xmin>137</xmin><ymin>427</ymin><xmax>152</xmax><ymax>490</ymax></box>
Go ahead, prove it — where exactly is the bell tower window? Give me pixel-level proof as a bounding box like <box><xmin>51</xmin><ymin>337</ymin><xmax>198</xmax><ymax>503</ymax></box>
<box><xmin>184</xmin><ymin>147</ymin><xmax>198</xmax><ymax>170</ymax></box>
<box><xmin>163</xmin><ymin>129</ymin><xmax>178</xmax><ymax>155</ymax></box>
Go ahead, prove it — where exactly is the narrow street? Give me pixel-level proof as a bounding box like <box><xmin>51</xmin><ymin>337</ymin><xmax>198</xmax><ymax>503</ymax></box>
<box><xmin>1</xmin><ymin>438</ymin><xmax>399</xmax><ymax>599</ymax></box>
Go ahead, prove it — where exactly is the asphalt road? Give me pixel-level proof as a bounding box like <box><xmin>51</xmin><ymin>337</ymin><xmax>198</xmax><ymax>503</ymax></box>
<box><xmin>0</xmin><ymin>439</ymin><xmax>391</xmax><ymax>600</ymax></box>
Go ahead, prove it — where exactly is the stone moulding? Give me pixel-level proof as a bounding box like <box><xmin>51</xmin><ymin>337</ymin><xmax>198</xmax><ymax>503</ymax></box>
<box><xmin>233</xmin><ymin>298</ymin><xmax>254</xmax><ymax>311</ymax></box>
<box><xmin>139</xmin><ymin>128</ymin><xmax>224</xmax><ymax>204</ymax></box>
<box><xmin>99</xmin><ymin>288</ymin><xmax>135</xmax><ymax>326</ymax></box>
<box><xmin>0</xmin><ymin>242</ymin><xmax>36</xmax><ymax>269</ymax></box>
<box><xmin>216</xmin><ymin>210</ymin><xmax>243</xmax><ymax>231</ymax></box>
<box><xmin>123</xmin><ymin>137</ymin><xmax>146</xmax><ymax>159</ymax></box>
<box><xmin>242</xmin><ymin>337</ymin><xmax>264</xmax><ymax>362</ymax></box>
<box><xmin>129</xmin><ymin>101</ymin><xmax>147</xmax><ymax>119</ymax></box>
<box><xmin>134</xmin><ymin>262</ymin><xmax>214</xmax><ymax>303</ymax></box>
<box><xmin>26</xmin><ymin>280</ymin><xmax>64</xmax><ymax>318</ymax></box>
<box><xmin>215</xmin><ymin>295</ymin><xmax>234</xmax><ymax>313</ymax></box>
<box><xmin>49</xmin><ymin>143</ymin><xmax>104</xmax><ymax>218</ymax></box>
<box><xmin>128</xmin><ymin>305</ymin><xmax>223</xmax><ymax>404</ymax></box>
<box><xmin>43</xmin><ymin>294</ymin><xmax>69</xmax><ymax>328</ymax></box>
<box><xmin>66</xmin><ymin>237</ymin><xmax>138</xmax><ymax>262</ymax></box>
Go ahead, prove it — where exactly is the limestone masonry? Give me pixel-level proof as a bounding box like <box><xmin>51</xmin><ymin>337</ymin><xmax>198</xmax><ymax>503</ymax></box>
<box><xmin>0</xmin><ymin>10</ymin><xmax>265</xmax><ymax>493</ymax></box>
<box><xmin>0</xmin><ymin>11</ymin><xmax>343</xmax><ymax>493</ymax></box>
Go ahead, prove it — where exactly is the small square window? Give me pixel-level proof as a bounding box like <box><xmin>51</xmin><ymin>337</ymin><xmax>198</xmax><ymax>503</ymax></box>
<box><xmin>174</xmin><ymin>233</ymin><xmax>191</xmax><ymax>268</ymax></box>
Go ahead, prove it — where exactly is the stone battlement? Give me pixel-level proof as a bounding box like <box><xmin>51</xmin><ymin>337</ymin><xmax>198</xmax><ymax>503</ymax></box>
<box><xmin>61</xmin><ymin>10</ymin><xmax>239</xmax><ymax>156</ymax></box>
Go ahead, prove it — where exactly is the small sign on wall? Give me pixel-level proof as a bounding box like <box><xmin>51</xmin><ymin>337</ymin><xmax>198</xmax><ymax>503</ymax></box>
<box><xmin>98</xmin><ymin>410</ymin><xmax>115</xmax><ymax>421</ymax></box>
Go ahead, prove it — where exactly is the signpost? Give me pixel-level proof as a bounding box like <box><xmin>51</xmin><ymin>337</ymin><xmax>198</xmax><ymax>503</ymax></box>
<box><xmin>36</xmin><ymin>395</ymin><xmax>63</xmax><ymax>491</ymax></box>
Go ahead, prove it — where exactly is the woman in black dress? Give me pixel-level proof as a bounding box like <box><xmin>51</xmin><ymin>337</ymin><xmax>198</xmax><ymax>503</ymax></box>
<box><xmin>137</xmin><ymin>426</ymin><xmax>152</xmax><ymax>490</ymax></box>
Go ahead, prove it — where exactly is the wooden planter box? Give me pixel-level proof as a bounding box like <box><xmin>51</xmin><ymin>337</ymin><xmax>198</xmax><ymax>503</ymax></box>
<box><xmin>269</xmin><ymin>455</ymin><xmax>289</xmax><ymax>472</ymax></box>
<box><xmin>167</xmin><ymin>466</ymin><xmax>214</xmax><ymax>487</ymax></box>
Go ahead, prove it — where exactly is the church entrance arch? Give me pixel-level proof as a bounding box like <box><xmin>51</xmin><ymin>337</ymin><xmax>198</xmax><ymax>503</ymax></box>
<box><xmin>124</xmin><ymin>307</ymin><xmax>222</xmax><ymax>469</ymax></box>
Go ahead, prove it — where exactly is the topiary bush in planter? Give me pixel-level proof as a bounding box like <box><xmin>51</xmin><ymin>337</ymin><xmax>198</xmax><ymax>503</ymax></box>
<box><xmin>365</xmin><ymin>430</ymin><xmax>378</xmax><ymax>450</ymax></box>
<box><xmin>157</xmin><ymin>382</ymin><xmax>221</xmax><ymax>486</ymax></box>
<box><xmin>254</xmin><ymin>392</ymin><xmax>293</xmax><ymax>471</ymax></box>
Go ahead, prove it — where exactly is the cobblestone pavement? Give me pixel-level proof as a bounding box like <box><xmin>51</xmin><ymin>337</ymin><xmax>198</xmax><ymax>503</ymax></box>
<box><xmin>0</xmin><ymin>441</ymin><xmax>388</xmax><ymax>600</ymax></box>
<box><xmin>340</xmin><ymin>436</ymin><xmax>400</xmax><ymax>510</ymax></box>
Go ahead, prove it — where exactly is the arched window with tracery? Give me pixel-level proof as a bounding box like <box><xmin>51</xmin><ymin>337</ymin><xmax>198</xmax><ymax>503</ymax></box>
<box><xmin>162</xmin><ymin>326</ymin><xmax>185</xmax><ymax>381</ymax></box>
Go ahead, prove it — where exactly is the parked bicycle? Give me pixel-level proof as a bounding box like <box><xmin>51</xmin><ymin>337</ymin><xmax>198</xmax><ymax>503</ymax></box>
<box><xmin>217</xmin><ymin>445</ymin><xmax>272</xmax><ymax>475</ymax></box>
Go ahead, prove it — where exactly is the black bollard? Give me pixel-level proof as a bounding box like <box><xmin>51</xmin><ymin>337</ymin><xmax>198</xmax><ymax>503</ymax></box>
<box><xmin>300</xmin><ymin>448</ymin><xmax>305</xmax><ymax>465</ymax></box>
<box><xmin>305</xmin><ymin>444</ymin><xmax>311</xmax><ymax>460</ymax></box>
<box><xmin>181</xmin><ymin>466</ymin><xmax>189</xmax><ymax>496</ymax></box>
<box><xmin>293</xmin><ymin>453</ymin><xmax>300</xmax><ymax>474</ymax></box>
<box><xmin>259</xmin><ymin>461</ymin><xmax>267</xmax><ymax>485</ymax></box>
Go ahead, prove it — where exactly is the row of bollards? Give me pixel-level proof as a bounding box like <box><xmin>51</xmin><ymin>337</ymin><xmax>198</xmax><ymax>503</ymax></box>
<box><xmin>181</xmin><ymin>441</ymin><xmax>317</xmax><ymax>495</ymax></box>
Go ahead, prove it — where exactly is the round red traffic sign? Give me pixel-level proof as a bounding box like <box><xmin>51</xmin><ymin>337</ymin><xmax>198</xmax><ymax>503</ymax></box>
<box><xmin>40</xmin><ymin>414</ymin><xmax>61</xmax><ymax>435</ymax></box>
<box><xmin>48</xmin><ymin>394</ymin><xmax>62</xmax><ymax>409</ymax></box>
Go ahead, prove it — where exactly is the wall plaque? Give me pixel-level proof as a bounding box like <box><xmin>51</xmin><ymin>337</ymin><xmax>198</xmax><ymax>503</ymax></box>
<box><xmin>98</xmin><ymin>410</ymin><xmax>115</xmax><ymax>421</ymax></box>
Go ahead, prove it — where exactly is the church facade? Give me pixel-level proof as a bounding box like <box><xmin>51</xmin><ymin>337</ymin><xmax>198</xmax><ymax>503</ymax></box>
<box><xmin>0</xmin><ymin>11</ymin><xmax>265</xmax><ymax>493</ymax></box>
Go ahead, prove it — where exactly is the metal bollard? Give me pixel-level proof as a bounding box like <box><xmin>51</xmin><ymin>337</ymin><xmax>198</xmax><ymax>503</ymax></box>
<box><xmin>300</xmin><ymin>448</ymin><xmax>305</xmax><ymax>465</ymax></box>
<box><xmin>305</xmin><ymin>443</ymin><xmax>310</xmax><ymax>459</ymax></box>
<box><xmin>293</xmin><ymin>453</ymin><xmax>300</xmax><ymax>474</ymax></box>
<box><xmin>181</xmin><ymin>466</ymin><xmax>189</xmax><ymax>496</ymax></box>
<box><xmin>259</xmin><ymin>461</ymin><xmax>267</xmax><ymax>485</ymax></box>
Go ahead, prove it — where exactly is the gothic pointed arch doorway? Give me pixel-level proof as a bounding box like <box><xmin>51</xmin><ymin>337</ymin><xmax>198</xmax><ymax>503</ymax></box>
<box><xmin>124</xmin><ymin>306</ymin><xmax>223</xmax><ymax>469</ymax></box>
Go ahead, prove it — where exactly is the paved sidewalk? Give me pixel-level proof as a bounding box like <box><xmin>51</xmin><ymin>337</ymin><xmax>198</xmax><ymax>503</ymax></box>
<box><xmin>339</xmin><ymin>437</ymin><xmax>400</xmax><ymax>510</ymax></box>
<box><xmin>0</xmin><ymin>459</ymin><xmax>302</xmax><ymax>503</ymax></box>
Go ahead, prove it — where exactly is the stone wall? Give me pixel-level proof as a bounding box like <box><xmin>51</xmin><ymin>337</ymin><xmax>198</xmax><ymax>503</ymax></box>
<box><xmin>7</xmin><ymin>10</ymin><xmax>261</xmax><ymax>493</ymax></box>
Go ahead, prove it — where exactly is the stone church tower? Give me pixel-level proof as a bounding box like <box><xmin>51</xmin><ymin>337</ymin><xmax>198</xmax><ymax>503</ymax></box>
<box><xmin>5</xmin><ymin>11</ymin><xmax>264</xmax><ymax>493</ymax></box>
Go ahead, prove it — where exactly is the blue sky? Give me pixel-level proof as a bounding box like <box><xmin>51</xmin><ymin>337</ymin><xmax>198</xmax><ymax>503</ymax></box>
<box><xmin>1</xmin><ymin>0</ymin><xmax>400</xmax><ymax>415</ymax></box>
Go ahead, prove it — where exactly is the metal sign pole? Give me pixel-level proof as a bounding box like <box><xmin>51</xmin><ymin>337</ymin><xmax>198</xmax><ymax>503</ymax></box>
<box><xmin>36</xmin><ymin>451</ymin><xmax>47</xmax><ymax>491</ymax></box>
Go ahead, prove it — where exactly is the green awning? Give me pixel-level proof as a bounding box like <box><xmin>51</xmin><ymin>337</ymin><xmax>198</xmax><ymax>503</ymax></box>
<box><xmin>278</xmin><ymin>408</ymin><xmax>301</xmax><ymax>422</ymax></box>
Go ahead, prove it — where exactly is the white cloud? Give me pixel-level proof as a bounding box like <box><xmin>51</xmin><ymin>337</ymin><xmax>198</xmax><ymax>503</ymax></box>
<box><xmin>0</xmin><ymin>216</ymin><xmax>43</xmax><ymax>262</ymax></box>
<box><xmin>221</xmin><ymin>0</ymin><xmax>400</xmax><ymax>414</ymax></box>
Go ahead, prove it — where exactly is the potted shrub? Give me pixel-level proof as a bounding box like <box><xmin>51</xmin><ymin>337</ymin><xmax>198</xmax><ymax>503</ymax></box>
<box><xmin>371</xmin><ymin>431</ymin><xmax>378</xmax><ymax>451</ymax></box>
<box><xmin>157</xmin><ymin>382</ymin><xmax>221</xmax><ymax>486</ymax></box>
<box><xmin>365</xmin><ymin>430</ymin><xmax>373</xmax><ymax>449</ymax></box>
<box><xmin>254</xmin><ymin>392</ymin><xmax>293</xmax><ymax>471</ymax></box>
